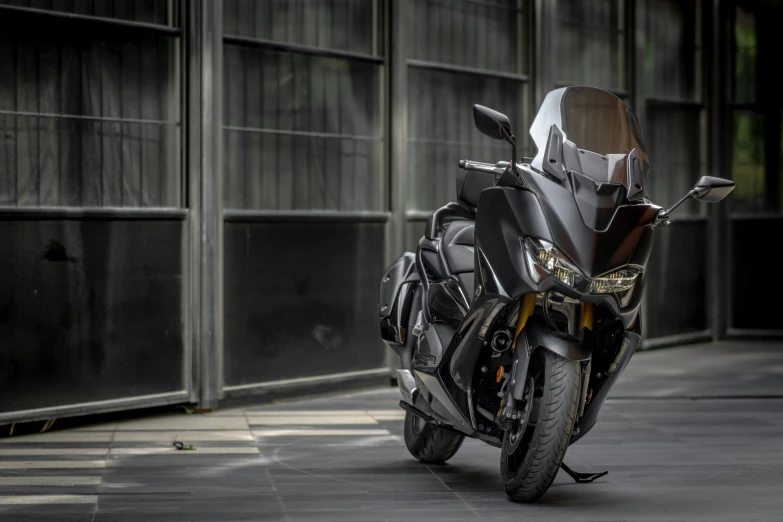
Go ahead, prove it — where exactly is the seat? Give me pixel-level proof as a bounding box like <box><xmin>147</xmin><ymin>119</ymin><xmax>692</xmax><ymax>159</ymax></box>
<box><xmin>441</xmin><ymin>220</ymin><xmax>474</xmax><ymax>274</ymax></box>
<box><xmin>441</xmin><ymin>219</ymin><xmax>476</xmax><ymax>304</ymax></box>
<box><xmin>419</xmin><ymin>167</ymin><xmax>492</xmax><ymax>303</ymax></box>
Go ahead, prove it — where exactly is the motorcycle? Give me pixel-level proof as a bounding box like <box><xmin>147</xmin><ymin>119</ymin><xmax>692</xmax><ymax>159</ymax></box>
<box><xmin>379</xmin><ymin>86</ymin><xmax>734</xmax><ymax>502</ymax></box>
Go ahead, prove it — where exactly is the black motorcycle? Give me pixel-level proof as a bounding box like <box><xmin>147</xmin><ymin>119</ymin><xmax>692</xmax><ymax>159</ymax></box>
<box><xmin>379</xmin><ymin>86</ymin><xmax>734</xmax><ymax>502</ymax></box>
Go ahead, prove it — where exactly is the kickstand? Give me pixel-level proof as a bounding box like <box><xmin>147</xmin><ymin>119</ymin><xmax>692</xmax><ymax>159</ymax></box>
<box><xmin>560</xmin><ymin>462</ymin><xmax>608</xmax><ymax>484</ymax></box>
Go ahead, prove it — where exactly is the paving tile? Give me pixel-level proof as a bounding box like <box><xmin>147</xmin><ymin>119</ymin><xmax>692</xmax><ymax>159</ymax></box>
<box><xmin>112</xmin><ymin>430</ymin><xmax>253</xmax><ymax>442</ymax></box>
<box><xmin>0</xmin><ymin>461</ymin><xmax>106</xmax><ymax>469</ymax></box>
<box><xmin>0</xmin><ymin>433</ymin><xmax>114</xmax><ymax>444</ymax></box>
<box><xmin>0</xmin><ymin>495</ymin><xmax>97</xmax><ymax>505</ymax></box>
<box><xmin>112</xmin><ymin>416</ymin><xmax>249</xmax><ymax>431</ymax></box>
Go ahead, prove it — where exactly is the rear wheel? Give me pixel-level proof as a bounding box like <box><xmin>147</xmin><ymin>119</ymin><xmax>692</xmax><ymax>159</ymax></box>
<box><xmin>403</xmin><ymin>412</ymin><xmax>465</xmax><ymax>464</ymax></box>
<box><xmin>500</xmin><ymin>349</ymin><xmax>581</xmax><ymax>502</ymax></box>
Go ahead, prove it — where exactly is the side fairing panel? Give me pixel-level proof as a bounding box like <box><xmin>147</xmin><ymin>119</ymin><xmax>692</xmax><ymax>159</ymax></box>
<box><xmin>475</xmin><ymin>188</ymin><xmax>551</xmax><ymax>298</ymax></box>
<box><xmin>523</xmin><ymin>172</ymin><xmax>659</xmax><ymax>278</ymax></box>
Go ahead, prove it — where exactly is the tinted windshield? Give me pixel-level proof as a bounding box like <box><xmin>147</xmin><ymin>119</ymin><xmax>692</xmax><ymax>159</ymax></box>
<box><xmin>529</xmin><ymin>86</ymin><xmax>650</xmax><ymax>188</ymax></box>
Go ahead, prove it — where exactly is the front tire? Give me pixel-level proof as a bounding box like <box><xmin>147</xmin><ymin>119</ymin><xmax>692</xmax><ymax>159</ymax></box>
<box><xmin>403</xmin><ymin>412</ymin><xmax>465</xmax><ymax>464</ymax></box>
<box><xmin>500</xmin><ymin>349</ymin><xmax>581</xmax><ymax>502</ymax></box>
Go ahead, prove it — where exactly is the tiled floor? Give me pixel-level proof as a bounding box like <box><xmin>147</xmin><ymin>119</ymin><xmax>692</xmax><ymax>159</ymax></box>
<box><xmin>2</xmin><ymin>340</ymin><xmax>783</xmax><ymax>521</ymax></box>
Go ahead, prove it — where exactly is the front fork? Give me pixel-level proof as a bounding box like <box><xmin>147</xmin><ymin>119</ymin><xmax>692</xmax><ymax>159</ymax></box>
<box><xmin>498</xmin><ymin>294</ymin><xmax>594</xmax><ymax>428</ymax></box>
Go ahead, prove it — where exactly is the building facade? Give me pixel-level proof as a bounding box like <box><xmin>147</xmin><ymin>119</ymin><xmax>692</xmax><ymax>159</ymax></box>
<box><xmin>0</xmin><ymin>0</ymin><xmax>781</xmax><ymax>423</ymax></box>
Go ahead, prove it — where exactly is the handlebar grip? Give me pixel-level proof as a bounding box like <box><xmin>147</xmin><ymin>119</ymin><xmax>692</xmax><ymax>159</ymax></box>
<box><xmin>458</xmin><ymin>159</ymin><xmax>505</xmax><ymax>174</ymax></box>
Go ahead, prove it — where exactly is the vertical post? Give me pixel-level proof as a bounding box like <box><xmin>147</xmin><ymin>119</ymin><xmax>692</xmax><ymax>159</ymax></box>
<box><xmin>386</xmin><ymin>0</ymin><xmax>408</xmax><ymax>374</ymax></box>
<box><xmin>534</xmin><ymin>0</ymin><xmax>556</xmax><ymax>107</ymax></box>
<box><xmin>709</xmin><ymin>0</ymin><xmax>728</xmax><ymax>339</ymax></box>
<box><xmin>632</xmin><ymin>0</ymin><xmax>650</xmax><ymax>345</ymax></box>
<box><xmin>189</xmin><ymin>0</ymin><xmax>223</xmax><ymax>409</ymax></box>
<box><xmin>389</xmin><ymin>0</ymin><xmax>407</xmax><ymax>260</ymax></box>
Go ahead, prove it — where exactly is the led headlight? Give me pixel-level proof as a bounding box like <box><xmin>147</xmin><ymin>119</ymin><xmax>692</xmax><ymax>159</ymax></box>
<box><xmin>589</xmin><ymin>266</ymin><xmax>641</xmax><ymax>294</ymax></box>
<box><xmin>589</xmin><ymin>265</ymin><xmax>642</xmax><ymax>306</ymax></box>
<box><xmin>524</xmin><ymin>238</ymin><xmax>584</xmax><ymax>287</ymax></box>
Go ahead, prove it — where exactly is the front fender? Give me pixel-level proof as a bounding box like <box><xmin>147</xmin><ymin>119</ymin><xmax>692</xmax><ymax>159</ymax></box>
<box><xmin>510</xmin><ymin>316</ymin><xmax>590</xmax><ymax>403</ymax></box>
<box><xmin>525</xmin><ymin>316</ymin><xmax>591</xmax><ymax>361</ymax></box>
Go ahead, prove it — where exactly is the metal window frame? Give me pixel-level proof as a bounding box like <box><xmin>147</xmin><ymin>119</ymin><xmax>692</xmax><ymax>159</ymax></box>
<box><xmin>634</xmin><ymin>0</ymin><xmax>721</xmax><ymax>348</ymax></box>
<box><xmin>0</xmin><ymin>391</ymin><xmax>191</xmax><ymax>426</ymax></box>
<box><xmin>402</xmin><ymin>0</ymin><xmax>533</xmax><ymax>217</ymax></box>
<box><xmin>724</xmin><ymin>0</ymin><xmax>783</xmax><ymax>336</ymax></box>
<box><xmin>0</xmin><ymin>3</ymin><xmax>182</xmax><ymax>35</ymax></box>
<box><xmin>0</xmin><ymin>1</ymin><xmax>195</xmax><ymax>423</ymax></box>
<box><xmin>220</xmin><ymin>1</ymin><xmax>387</xmax><ymax>216</ymax></box>
<box><xmin>216</xmin><ymin>0</ymin><xmax>394</xmax><ymax>394</ymax></box>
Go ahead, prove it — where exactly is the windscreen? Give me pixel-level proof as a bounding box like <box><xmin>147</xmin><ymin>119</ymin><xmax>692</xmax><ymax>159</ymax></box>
<box><xmin>529</xmin><ymin>86</ymin><xmax>650</xmax><ymax>188</ymax></box>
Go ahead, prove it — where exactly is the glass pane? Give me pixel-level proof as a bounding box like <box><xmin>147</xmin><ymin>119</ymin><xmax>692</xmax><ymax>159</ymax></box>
<box><xmin>731</xmin><ymin>219</ymin><xmax>783</xmax><ymax>329</ymax></box>
<box><xmin>645</xmin><ymin>0</ymin><xmax>700</xmax><ymax>100</ymax></box>
<box><xmin>556</xmin><ymin>0</ymin><xmax>625</xmax><ymax>91</ymax></box>
<box><xmin>224</xmin><ymin>221</ymin><xmax>387</xmax><ymax>386</ymax></box>
<box><xmin>407</xmin><ymin>67</ymin><xmax>527</xmax><ymax>211</ymax></box>
<box><xmin>408</xmin><ymin>0</ymin><xmax>524</xmax><ymax>73</ymax></box>
<box><xmin>0</xmin><ymin>219</ymin><xmax>185</xmax><ymax>413</ymax></box>
<box><xmin>223</xmin><ymin>0</ymin><xmax>376</xmax><ymax>56</ymax></box>
<box><xmin>731</xmin><ymin>111</ymin><xmax>768</xmax><ymax>212</ymax></box>
<box><xmin>646</xmin><ymin>106</ymin><xmax>703</xmax><ymax>214</ymax></box>
<box><xmin>645</xmin><ymin>221</ymin><xmax>707</xmax><ymax>338</ymax></box>
<box><xmin>0</xmin><ymin>0</ymin><xmax>174</xmax><ymax>25</ymax></box>
<box><xmin>223</xmin><ymin>45</ymin><xmax>383</xmax><ymax>211</ymax></box>
<box><xmin>0</xmin><ymin>26</ymin><xmax>181</xmax><ymax>208</ymax></box>
<box><xmin>734</xmin><ymin>4</ymin><xmax>757</xmax><ymax>104</ymax></box>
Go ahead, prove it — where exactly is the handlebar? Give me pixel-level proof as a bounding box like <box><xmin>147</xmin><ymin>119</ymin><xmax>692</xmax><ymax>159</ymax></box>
<box><xmin>458</xmin><ymin>159</ymin><xmax>507</xmax><ymax>175</ymax></box>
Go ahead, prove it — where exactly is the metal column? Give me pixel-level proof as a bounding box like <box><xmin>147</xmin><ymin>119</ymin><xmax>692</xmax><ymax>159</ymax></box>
<box><xmin>389</xmin><ymin>0</ymin><xmax>408</xmax><ymax>259</ymax></box>
<box><xmin>188</xmin><ymin>0</ymin><xmax>224</xmax><ymax>409</ymax></box>
<box><xmin>534</xmin><ymin>0</ymin><xmax>557</xmax><ymax>107</ymax></box>
<box><xmin>709</xmin><ymin>0</ymin><xmax>729</xmax><ymax>339</ymax></box>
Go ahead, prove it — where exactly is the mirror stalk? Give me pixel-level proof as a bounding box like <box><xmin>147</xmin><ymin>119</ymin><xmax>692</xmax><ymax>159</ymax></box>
<box><xmin>507</xmin><ymin>134</ymin><xmax>518</xmax><ymax>174</ymax></box>
<box><xmin>655</xmin><ymin>189</ymin><xmax>697</xmax><ymax>225</ymax></box>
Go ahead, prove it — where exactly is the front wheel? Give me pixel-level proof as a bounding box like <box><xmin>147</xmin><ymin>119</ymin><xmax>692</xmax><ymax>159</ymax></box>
<box><xmin>500</xmin><ymin>349</ymin><xmax>581</xmax><ymax>502</ymax></box>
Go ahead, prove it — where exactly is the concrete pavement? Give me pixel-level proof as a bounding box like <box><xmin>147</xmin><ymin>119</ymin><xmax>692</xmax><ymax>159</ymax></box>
<box><xmin>1</xmin><ymin>340</ymin><xmax>783</xmax><ymax>521</ymax></box>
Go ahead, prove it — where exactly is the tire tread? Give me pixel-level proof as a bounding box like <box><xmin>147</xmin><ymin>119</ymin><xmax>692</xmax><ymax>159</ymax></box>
<box><xmin>501</xmin><ymin>350</ymin><xmax>581</xmax><ymax>502</ymax></box>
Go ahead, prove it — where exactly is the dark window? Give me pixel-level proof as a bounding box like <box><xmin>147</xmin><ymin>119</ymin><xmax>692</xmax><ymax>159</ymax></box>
<box><xmin>407</xmin><ymin>68</ymin><xmax>526</xmax><ymax>211</ymax></box>
<box><xmin>223</xmin><ymin>0</ymin><xmax>376</xmax><ymax>55</ymax></box>
<box><xmin>730</xmin><ymin>3</ymin><xmax>783</xmax><ymax>214</ymax></box>
<box><xmin>644</xmin><ymin>0</ymin><xmax>703</xmax><ymax>215</ymax></box>
<box><xmin>408</xmin><ymin>0</ymin><xmax>525</xmax><ymax>72</ymax></box>
<box><xmin>0</xmin><ymin>0</ymin><xmax>175</xmax><ymax>25</ymax></box>
<box><xmin>0</xmin><ymin>7</ymin><xmax>181</xmax><ymax>208</ymax></box>
<box><xmin>406</xmin><ymin>0</ymin><xmax>528</xmax><ymax>212</ymax></box>
<box><xmin>556</xmin><ymin>0</ymin><xmax>626</xmax><ymax>93</ymax></box>
<box><xmin>222</xmin><ymin>1</ymin><xmax>384</xmax><ymax>211</ymax></box>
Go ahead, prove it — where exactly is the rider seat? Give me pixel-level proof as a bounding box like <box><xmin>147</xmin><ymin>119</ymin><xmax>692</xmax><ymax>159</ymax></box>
<box><xmin>420</xmin><ymin>168</ymin><xmax>495</xmax><ymax>303</ymax></box>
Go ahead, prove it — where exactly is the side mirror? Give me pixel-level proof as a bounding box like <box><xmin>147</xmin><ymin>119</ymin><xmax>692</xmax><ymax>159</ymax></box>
<box><xmin>692</xmin><ymin>176</ymin><xmax>735</xmax><ymax>203</ymax></box>
<box><xmin>655</xmin><ymin>175</ymin><xmax>735</xmax><ymax>225</ymax></box>
<box><xmin>473</xmin><ymin>105</ymin><xmax>515</xmax><ymax>145</ymax></box>
<box><xmin>473</xmin><ymin>104</ymin><xmax>518</xmax><ymax>173</ymax></box>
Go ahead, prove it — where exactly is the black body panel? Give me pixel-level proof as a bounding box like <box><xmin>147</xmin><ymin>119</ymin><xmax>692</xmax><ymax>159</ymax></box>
<box><xmin>520</xmin><ymin>166</ymin><xmax>660</xmax><ymax>278</ymax></box>
<box><xmin>474</xmin><ymin>167</ymin><xmax>657</xmax><ymax>330</ymax></box>
<box><xmin>573</xmin><ymin>330</ymin><xmax>642</xmax><ymax>443</ymax></box>
<box><xmin>427</xmin><ymin>279</ymin><xmax>469</xmax><ymax>328</ymax></box>
<box><xmin>524</xmin><ymin>316</ymin><xmax>591</xmax><ymax>361</ymax></box>
<box><xmin>379</xmin><ymin>253</ymin><xmax>419</xmax><ymax>347</ymax></box>
<box><xmin>442</xmin><ymin>221</ymin><xmax>475</xmax><ymax>274</ymax></box>
<box><xmin>456</xmin><ymin>168</ymin><xmax>497</xmax><ymax>208</ymax></box>
<box><xmin>414</xmin><ymin>322</ymin><xmax>454</xmax><ymax>370</ymax></box>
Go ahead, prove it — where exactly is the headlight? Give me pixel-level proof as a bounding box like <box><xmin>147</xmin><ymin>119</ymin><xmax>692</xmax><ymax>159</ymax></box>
<box><xmin>524</xmin><ymin>238</ymin><xmax>584</xmax><ymax>287</ymax></box>
<box><xmin>589</xmin><ymin>266</ymin><xmax>642</xmax><ymax>294</ymax></box>
<box><xmin>590</xmin><ymin>266</ymin><xmax>642</xmax><ymax>306</ymax></box>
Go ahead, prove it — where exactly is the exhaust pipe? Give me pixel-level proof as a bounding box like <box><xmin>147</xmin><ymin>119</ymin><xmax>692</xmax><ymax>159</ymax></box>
<box><xmin>396</xmin><ymin>369</ymin><xmax>419</xmax><ymax>404</ymax></box>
